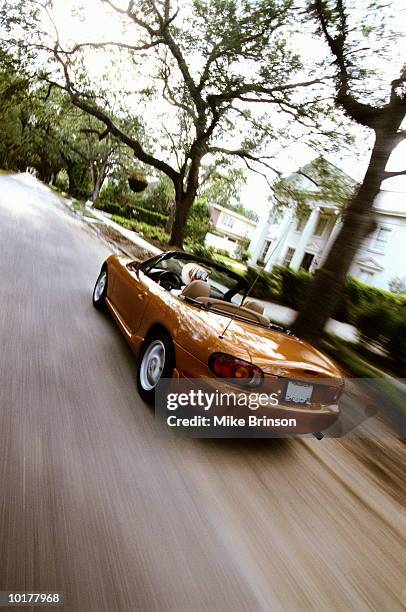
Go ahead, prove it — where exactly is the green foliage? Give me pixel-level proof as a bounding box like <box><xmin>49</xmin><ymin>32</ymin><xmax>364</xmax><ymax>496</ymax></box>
<box><xmin>354</xmin><ymin>302</ymin><xmax>397</xmax><ymax>346</ymax></box>
<box><xmin>110</xmin><ymin>215</ymin><xmax>169</xmax><ymax>245</ymax></box>
<box><xmin>244</xmin><ymin>266</ymin><xmax>280</xmax><ymax>300</ymax></box>
<box><xmin>95</xmin><ymin>200</ymin><xmax>124</xmax><ymax>216</ymax></box>
<box><xmin>387</xmin><ymin>316</ymin><xmax>406</xmax><ymax>367</ymax></box>
<box><xmin>214</xmin><ymin>248</ymin><xmax>231</xmax><ymax>258</ymax></box>
<box><xmin>140</xmin><ymin>177</ymin><xmax>174</xmax><ymax>215</ymax></box>
<box><xmin>272</xmin><ymin>157</ymin><xmax>357</xmax><ymax>217</ymax></box>
<box><xmin>185</xmin><ymin>198</ymin><xmax>211</xmax><ymax>243</ymax></box>
<box><xmin>97</xmin><ymin>195</ymin><xmax>168</xmax><ymax>227</ymax></box>
<box><xmin>187</xmin><ymin>243</ymin><xmax>216</xmax><ymax>261</ymax></box>
<box><xmin>354</xmin><ymin>302</ymin><xmax>406</xmax><ymax>365</ymax></box>
<box><xmin>243</xmin><ymin>265</ymin><xmax>406</xmax><ymax>332</ymax></box>
<box><xmin>235</xmin><ymin>236</ymin><xmax>251</xmax><ymax>261</ymax></box>
<box><xmin>131</xmin><ymin>206</ymin><xmax>168</xmax><ymax>227</ymax></box>
<box><xmin>199</xmin><ymin>165</ymin><xmax>258</xmax><ymax>221</ymax></box>
<box><xmin>272</xmin><ymin>265</ymin><xmax>313</xmax><ymax>308</ymax></box>
<box><xmin>338</xmin><ymin>277</ymin><xmax>406</xmax><ymax>323</ymax></box>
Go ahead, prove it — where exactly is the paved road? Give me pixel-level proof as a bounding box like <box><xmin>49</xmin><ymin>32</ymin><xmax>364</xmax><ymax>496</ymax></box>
<box><xmin>0</xmin><ymin>174</ymin><xmax>404</xmax><ymax>611</ymax></box>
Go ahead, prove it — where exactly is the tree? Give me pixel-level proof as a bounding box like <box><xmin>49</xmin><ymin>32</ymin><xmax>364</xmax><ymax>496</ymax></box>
<box><xmin>1</xmin><ymin>0</ymin><xmax>335</xmax><ymax>247</ymax></box>
<box><xmin>199</xmin><ymin>165</ymin><xmax>258</xmax><ymax>220</ymax></box>
<box><xmin>0</xmin><ymin>55</ymin><xmax>119</xmax><ymax>193</ymax></box>
<box><xmin>291</xmin><ymin>0</ymin><xmax>406</xmax><ymax>341</ymax></box>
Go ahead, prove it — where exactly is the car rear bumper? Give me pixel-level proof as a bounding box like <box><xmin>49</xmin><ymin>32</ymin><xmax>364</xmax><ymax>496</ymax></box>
<box><xmin>167</xmin><ymin>374</ymin><xmax>340</xmax><ymax>434</ymax></box>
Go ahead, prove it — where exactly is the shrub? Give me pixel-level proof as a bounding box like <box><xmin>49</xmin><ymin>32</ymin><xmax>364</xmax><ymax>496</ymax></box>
<box><xmin>215</xmin><ymin>248</ymin><xmax>230</xmax><ymax>258</ymax></box>
<box><xmin>386</xmin><ymin>314</ymin><xmax>406</xmax><ymax>366</ymax></box>
<box><xmin>244</xmin><ymin>267</ymin><xmax>279</xmax><ymax>300</ymax></box>
<box><xmin>110</xmin><ymin>215</ymin><xmax>169</xmax><ymax>245</ymax></box>
<box><xmin>187</xmin><ymin>243</ymin><xmax>216</xmax><ymax>260</ymax></box>
<box><xmin>272</xmin><ymin>265</ymin><xmax>313</xmax><ymax>309</ymax></box>
<box><xmin>96</xmin><ymin>200</ymin><xmax>125</xmax><ymax>216</ymax></box>
<box><xmin>185</xmin><ymin>199</ymin><xmax>211</xmax><ymax>243</ymax></box>
<box><xmin>337</xmin><ymin>277</ymin><xmax>406</xmax><ymax>323</ymax></box>
<box><xmin>131</xmin><ymin>206</ymin><xmax>168</xmax><ymax>227</ymax></box>
<box><xmin>354</xmin><ymin>302</ymin><xmax>398</xmax><ymax>347</ymax></box>
<box><xmin>96</xmin><ymin>200</ymin><xmax>168</xmax><ymax>227</ymax></box>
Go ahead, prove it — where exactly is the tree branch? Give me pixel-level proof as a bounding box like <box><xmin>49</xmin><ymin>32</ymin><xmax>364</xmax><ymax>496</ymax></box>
<box><xmin>312</xmin><ymin>0</ymin><xmax>380</xmax><ymax>128</ymax></box>
<box><xmin>207</xmin><ymin>77</ymin><xmax>329</xmax><ymax>104</ymax></box>
<box><xmin>59</xmin><ymin>40</ymin><xmax>165</xmax><ymax>55</ymax></box>
<box><xmin>209</xmin><ymin>146</ymin><xmax>281</xmax><ymax>176</ymax></box>
<box><xmin>383</xmin><ymin>169</ymin><xmax>406</xmax><ymax>179</ymax></box>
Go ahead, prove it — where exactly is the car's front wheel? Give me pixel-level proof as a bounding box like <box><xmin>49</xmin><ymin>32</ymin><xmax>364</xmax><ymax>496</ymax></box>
<box><xmin>137</xmin><ymin>332</ymin><xmax>174</xmax><ymax>403</ymax></box>
<box><xmin>93</xmin><ymin>268</ymin><xmax>108</xmax><ymax>310</ymax></box>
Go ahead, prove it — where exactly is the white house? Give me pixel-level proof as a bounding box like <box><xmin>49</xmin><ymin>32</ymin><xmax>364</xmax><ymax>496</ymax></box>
<box><xmin>248</xmin><ymin>162</ymin><xmax>406</xmax><ymax>293</ymax></box>
<box><xmin>206</xmin><ymin>204</ymin><xmax>256</xmax><ymax>257</ymax></box>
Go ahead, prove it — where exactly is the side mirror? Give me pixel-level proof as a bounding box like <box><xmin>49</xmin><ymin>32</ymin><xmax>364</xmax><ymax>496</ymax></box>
<box><xmin>128</xmin><ymin>261</ymin><xmax>140</xmax><ymax>277</ymax></box>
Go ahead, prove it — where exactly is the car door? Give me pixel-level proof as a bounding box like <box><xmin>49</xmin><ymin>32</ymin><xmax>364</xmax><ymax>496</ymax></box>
<box><xmin>110</xmin><ymin>260</ymin><xmax>149</xmax><ymax>333</ymax></box>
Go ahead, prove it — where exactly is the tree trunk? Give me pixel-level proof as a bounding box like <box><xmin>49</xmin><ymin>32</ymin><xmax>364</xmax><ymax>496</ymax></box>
<box><xmin>169</xmin><ymin>150</ymin><xmax>204</xmax><ymax>248</ymax></box>
<box><xmin>92</xmin><ymin>162</ymin><xmax>107</xmax><ymax>204</ymax></box>
<box><xmin>169</xmin><ymin>192</ymin><xmax>193</xmax><ymax>248</ymax></box>
<box><xmin>292</xmin><ymin>118</ymin><xmax>404</xmax><ymax>342</ymax></box>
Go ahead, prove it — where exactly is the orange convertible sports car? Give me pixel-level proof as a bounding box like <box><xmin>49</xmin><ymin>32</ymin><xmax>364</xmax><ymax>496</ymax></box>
<box><xmin>93</xmin><ymin>251</ymin><xmax>344</xmax><ymax>434</ymax></box>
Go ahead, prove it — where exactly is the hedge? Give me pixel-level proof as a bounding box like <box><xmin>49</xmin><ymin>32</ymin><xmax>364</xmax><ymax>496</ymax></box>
<box><xmin>95</xmin><ymin>201</ymin><xmax>168</xmax><ymax>227</ymax></box>
<box><xmin>110</xmin><ymin>215</ymin><xmax>169</xmax><ymax>245</ymax></box>
<box><xmin>244</xmin><ymin>265</ymin><xmax>406</xmax><ymax>324</ymax></box>
<box><xmin>244</xmin><ymin>266</ymin><xmax>280</xmax><ymax>300</ymax></box>
<box><xmin>131</xmin><ymin>205</ymin><xmax>168</xmax><ymax>228</ymax></box>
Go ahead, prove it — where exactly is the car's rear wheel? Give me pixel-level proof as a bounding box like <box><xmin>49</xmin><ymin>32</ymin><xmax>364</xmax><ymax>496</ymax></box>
<box><xmin>137</xmin><ymin>331</ymin><xmax>174</xmax><ymax>403</ymax></box>
<box><xmin>93</xmin><ymin>268</ymin><xmax>108</xmax><ymax>310</ymax></box>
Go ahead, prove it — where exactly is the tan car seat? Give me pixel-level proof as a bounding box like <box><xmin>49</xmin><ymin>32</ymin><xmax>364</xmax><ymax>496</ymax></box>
<box><xmin>181</xmin><ymin>280</ymin><xmax>211</xmax><ymax>300</ymax></box>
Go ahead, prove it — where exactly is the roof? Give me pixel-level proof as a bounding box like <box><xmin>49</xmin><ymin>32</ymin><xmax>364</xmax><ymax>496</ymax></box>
<box><xmin>283</xmin><ymin>156</ymin><xmax>358</xmax><ymax>192</ymax></box>
<box><xmin>209</xmin><ymin>203</ymin><xmax>257</xmax><ymax>225</ymax></box>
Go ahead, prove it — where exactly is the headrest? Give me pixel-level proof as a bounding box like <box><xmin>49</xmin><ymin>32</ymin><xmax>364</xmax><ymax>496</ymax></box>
<box><xmin>243</xmin><ymin>299</ymin><xmax>264</xmax><ymax>315</ymax></box>
<box><xmin>181</xmin><ymin>280</ymin><xmax>211</xmax><ymax>300</ymax></box>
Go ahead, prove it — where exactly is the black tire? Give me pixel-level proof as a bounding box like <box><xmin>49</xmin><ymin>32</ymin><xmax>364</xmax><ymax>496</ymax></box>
<box><xmin>136</xmin><ymin>331</ymin><xmax>174</xmax><ymax>404</ymax></box>
<box><xmin>93</xmin><ymin>267</ymin><xmax>108</xmax><ymax>310</ymax></box>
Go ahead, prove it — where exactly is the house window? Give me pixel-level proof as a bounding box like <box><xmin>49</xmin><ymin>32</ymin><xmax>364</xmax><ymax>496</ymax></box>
<box><xmin>260</xmin><ymin>240</ymin><xmax>272</xmax><ymax>261</ymax></box>
<box><xmin>313</xmin><ymin>214</ymin><xmax>329</xmax><ymax>237</ymax></box>
<box><xmin>295</xmin><ymin>211</ymin><xmax>309</xmax><ymax>232</ymax></box>
<box><xmin>283</xmin><ymin>247</ymin><xmax>295</xmax><ymax>267</ymax></box>
<box><xmin>222</xmin><ymin>214</ymin><xmax>234</xmax><ymax>229</ymax></box>
<box><xmin>372</xmin><ymin>226</ymin><xmax>391</xmax><ymax>252</ymax></box>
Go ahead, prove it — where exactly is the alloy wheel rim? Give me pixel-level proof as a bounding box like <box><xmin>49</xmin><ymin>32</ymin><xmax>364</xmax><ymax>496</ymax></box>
<box><xmin>94</xmin><ymin>271</ymin><xmax>107</xmax><ymax>301</ymax></box>
<box><xmin>139</xmin><ymin>340</ymin><xmax>166</xmax><ymax>391</ymax></box>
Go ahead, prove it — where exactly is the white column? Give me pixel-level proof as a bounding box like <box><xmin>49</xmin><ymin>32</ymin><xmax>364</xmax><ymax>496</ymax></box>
<box><xmin>319</xmin><ymin>217</ymin><xmax>341</xmax><ymax>266</ymax></box>
<box><xmin>289</xmin><ymin>206</ymin><xmax>319</xmax><ymax>270</ymax></box>
<box><xmin>248</xmin><ymin>207</ymin><xmax>272</xmax><ymax>266</ymax></box>
<box><xmin>264</xmin><ymin>212</ymin><xmax>295</xmax><ymax>270</ymax></box>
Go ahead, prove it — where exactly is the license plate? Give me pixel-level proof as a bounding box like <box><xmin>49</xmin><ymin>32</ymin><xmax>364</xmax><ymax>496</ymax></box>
<box><xmin>285</xmin><ymin>381</ymin><xmax>313</xmax><ymax>404</ymax></box>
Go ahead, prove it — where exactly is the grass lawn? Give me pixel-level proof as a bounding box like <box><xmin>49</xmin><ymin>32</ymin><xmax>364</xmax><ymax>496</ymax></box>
<box><xmin>214</xmin><ymin>254</ymin><xmax>247</xmax><ymax>275</ymax></box>
<box><xmin>0</xmin><ymin>169</ymin><xmax>14</xmax><ymax>175</ymax></box>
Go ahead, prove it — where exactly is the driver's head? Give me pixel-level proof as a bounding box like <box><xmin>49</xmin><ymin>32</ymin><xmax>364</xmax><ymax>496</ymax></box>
<box><xmin>190</xmin><ymin>267</ymin><xmax>209</xmax><ymax>282</ymax></box>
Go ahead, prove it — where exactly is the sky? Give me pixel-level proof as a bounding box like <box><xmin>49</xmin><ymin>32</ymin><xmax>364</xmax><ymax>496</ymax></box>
<box><xmin>48</xmin><ymin>0</ymin><xmax>406</xmax><ymax>216</ymax></box>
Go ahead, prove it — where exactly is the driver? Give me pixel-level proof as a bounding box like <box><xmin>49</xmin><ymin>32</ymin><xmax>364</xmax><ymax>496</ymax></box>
<box><xmin>181</xmin><ymin>262</ymin><xmax>210</xmax><ymax>286</ymax></box>
<box><xmin>189</xmin><ymin>267</ymin><xmax>209</xmax><ymax>282</ymax></box>
<box><xmin>169</xmin><ymin>263</ymin><xmax>210</xmax><ymax>297</ymax></box>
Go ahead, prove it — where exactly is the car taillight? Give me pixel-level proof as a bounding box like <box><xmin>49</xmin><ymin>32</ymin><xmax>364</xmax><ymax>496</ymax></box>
<box><xmin>208</xmin><ymin>353</ymin><xmax>263</xmax><ymax>387</ymax></box>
